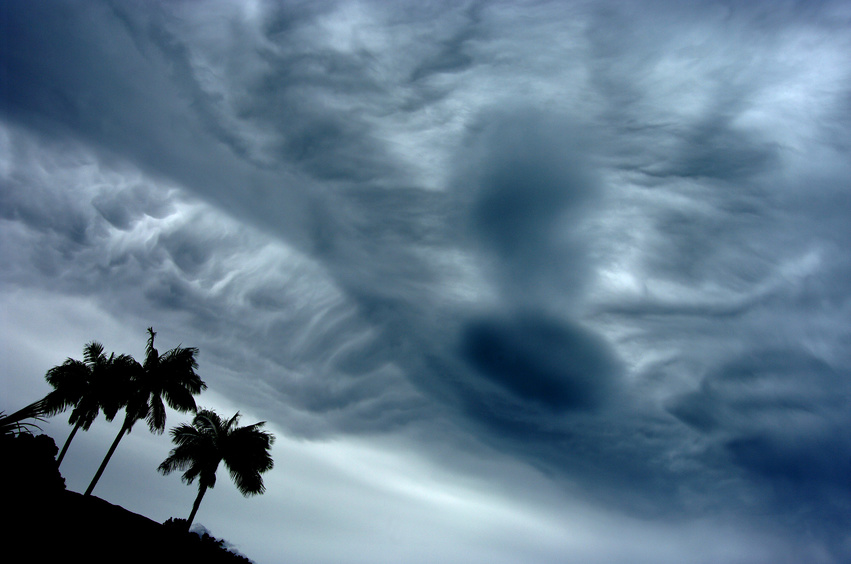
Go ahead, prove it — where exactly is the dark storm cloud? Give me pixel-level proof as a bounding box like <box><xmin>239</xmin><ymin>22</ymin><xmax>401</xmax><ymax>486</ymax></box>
<box><xmin>664</xmin><ymin>346</ymin><xmax>851</xmax><ymax>557</ymax></box>
<box><xmin>461</xmin><ymin>312</ymin><xmax>618</xmax><ymax>411</ymax></box>
<box><xmin>147</xmin><ymin>0</ymin><xmax>471</xmax><ymax>183</ymax></box>
<box><xmin>453</xmin><ymin>109</ymin><xmax>602</xmax><ymax>307</ymax></box>
<box><xmin>443</xmin><ymin>110</ymin><xmax>621</xmax><ymax>415</ymax></box>
<box><xmin>1</xmin><ymin>1</ymin><xmax>174</xmax><ymax>150</ymax></box>
<box><xmin>669</xmin><ymin>349</ymin><xmax>851</xmax><ymax>488</ymax></box>
<box><xmin>3</xmin><ymin>0</ymin><xmax>851</xmax><ymax>561</ymax></box>
<box><xmin>0</xmin><ymin>0</ymin><xmax>319</xmax><ymax>252</ymax></box>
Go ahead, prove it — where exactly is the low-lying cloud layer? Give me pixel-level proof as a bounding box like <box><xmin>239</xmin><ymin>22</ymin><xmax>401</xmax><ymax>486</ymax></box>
<box><xmin>3</xmin><ymin>1</ymin><xmax>851</xmax><ymax>562</ymax></box>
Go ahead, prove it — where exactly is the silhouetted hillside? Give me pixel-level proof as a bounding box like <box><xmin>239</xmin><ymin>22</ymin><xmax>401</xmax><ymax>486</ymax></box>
<box><xmin>2</xmin><ymin>433</ymin><xmax>253</xmax><ymax>564</ymax></box>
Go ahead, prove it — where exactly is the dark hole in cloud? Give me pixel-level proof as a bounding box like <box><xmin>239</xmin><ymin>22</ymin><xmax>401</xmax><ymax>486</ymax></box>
<box><xmin>668</xmin><ymin>348</ymin><xmax>851</xmax><ymax>499</ymax></box>
<box><xmin>460</xmin><ymin>312</ymin><xmax>619</xmax><ymax>411</ymax></box>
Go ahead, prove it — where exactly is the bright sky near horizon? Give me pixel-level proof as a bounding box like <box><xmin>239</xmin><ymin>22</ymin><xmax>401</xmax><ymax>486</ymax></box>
<box><xmin>2</xmin><ymin>1</ymin><xmax>851</xmax><ymax>563</ymax></box>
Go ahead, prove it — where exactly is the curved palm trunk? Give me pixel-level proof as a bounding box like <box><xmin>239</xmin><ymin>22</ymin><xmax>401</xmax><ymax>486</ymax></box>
<box><xmin>84</xmin><ymin>419</ymin><xmax>131</xmax><ymax>496</ymax></box>
<box><xmin>56</xmin><ymin>421</ymin><xmax>82</xmax><ymax>466</ymax></box>
<box><xmin>186</xmin><ymin>484</ymin><xmax>208</xmax><ymax>531</ymax></box>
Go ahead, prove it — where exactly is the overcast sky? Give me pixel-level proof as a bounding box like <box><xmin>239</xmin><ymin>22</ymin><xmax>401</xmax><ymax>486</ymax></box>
<box><xmin>2</xmin><ymin>1</ymin><xmax>851</xmax><ymax>562</ymax></box>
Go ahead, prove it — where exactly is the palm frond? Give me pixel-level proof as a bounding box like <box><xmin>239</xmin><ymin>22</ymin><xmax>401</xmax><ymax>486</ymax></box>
<box><xmin>145</xmin><ymin>327</ymin><xmax>159</xmax><ymax>369</ymax></box>
<box><xmin>40</xmin><ymin>388</ymin><xmax>76</xmax><ymax>418</ymax></box>
<box><xmin>161</xmin><ymin>383</ymin><xmax>200</xmax><ymax>413</ymax></box>
<box><xmin>83</xmin><ymin>341</ymin><xmax>106</xmax><ymax>365</ymax></box>
<box><xmin>158</xmin><ymin>450</ymin><xmax>194</xmax><ymax>474</ymax></box>
<box><xmin>225</xmin><ymin>411</ymin><xmax>242</xmax><ymax>431</ymax></box>
<box><xmin>44</xmin><ymin>359</ymin><xmax>89</xmax><ymax>415</ymax></box>
<box><xmin>69</xmin><ymin>395</ymin><xmax>103</xmax><ymax>430</ymax></box>
<box><xmin>147</xmin><ymin>395</ymin><xmax>168</xmax><ymax>434</ymax></box>
<box><xmin>0</xmin><ymin>399</ymin><xmax>50</xmax><ymax>436</ymax></box>
<box><xmin>227</xmin><ymin>466</ymin><xmax>266</xmax><ymax>496</ymax></box>
<box><xmin>169</xmin><ymin>423</ymin><xmax>201</xmax><ymax>443</ymax></box>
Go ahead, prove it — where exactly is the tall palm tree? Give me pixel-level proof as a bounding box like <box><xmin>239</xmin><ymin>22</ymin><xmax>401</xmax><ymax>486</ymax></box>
<box><xmin>42</xmin><ymin>342</ymin><xmax>132</xmax><ymax>465</ymax></box>
<box><xmin>85</xmin><ymin>328</ymin><xmax>207</xmax><ymax>496</ymax></box>
<box><xmin>158</xmin><ymin>408</ymin><xmax>275</xmax><ymax>530</ymax></box>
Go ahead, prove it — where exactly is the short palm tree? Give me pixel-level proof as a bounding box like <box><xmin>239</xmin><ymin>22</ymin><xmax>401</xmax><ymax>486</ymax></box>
<box><xmin>85</xmin><ymin>328</ymin><xmax>206</xmax><ymax>496</ymax></box>
<box><xmin>158</xmin><ymin>408</ymin><xmax>275</xmax><ymax>530</ymax></box>
<box><xmin>43</xmin><ymin>342</ymin><xmax>132</xmax><ymax>465</ymax></box>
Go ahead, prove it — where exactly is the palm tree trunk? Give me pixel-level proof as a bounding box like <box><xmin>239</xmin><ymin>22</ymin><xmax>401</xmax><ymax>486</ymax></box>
<box><xmin>84</xmin><ymin>419</ymin><xmax>130</xmax><ymax>496</ymax></box>
<box><xmin>186</xmin><ymin>484</ymin><xmax>208</xmax><ymax>530</ymax></box>
<box><xmin>56</xmin><ymin>421</ymin><xmax>81</xmax><ymax>466</ymax></box>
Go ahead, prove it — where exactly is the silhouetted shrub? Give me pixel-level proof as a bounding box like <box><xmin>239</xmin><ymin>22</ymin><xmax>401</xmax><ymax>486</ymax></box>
<box><xmin>163</xmin><ymin>517</ymin><xmax>191</xmax><ymax>531</ymax></box>
<box><xmin>162</xmin><ymin>517</ymin><xmax>252</xmax><ymax>563</ymax></box>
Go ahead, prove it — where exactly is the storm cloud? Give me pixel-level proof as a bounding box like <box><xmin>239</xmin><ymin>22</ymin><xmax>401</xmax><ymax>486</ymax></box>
<box><xmin>3</xmin><ymin>1</ymin><xmax>851</xmax><ymax>562</ymax></box>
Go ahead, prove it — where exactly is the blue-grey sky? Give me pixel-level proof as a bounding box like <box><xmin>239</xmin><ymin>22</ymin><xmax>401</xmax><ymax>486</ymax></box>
<box><xmin>2</xmin><ymin>1</ymin><xmax>851</xmax><ymax>562</ymax></box>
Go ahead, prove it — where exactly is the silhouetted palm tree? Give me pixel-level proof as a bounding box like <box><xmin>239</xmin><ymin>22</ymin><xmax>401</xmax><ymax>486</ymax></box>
<box><xmin>158</xmin><ymin>408</ymin><xmax>275</xmax><ymax>530</ymax></box>
<box><xmin>85</xmin><ymin>328</ymin><xmax>206</xmax><ymax>496</ymax></box>
<box><xmin>42</xmin><ymin>342</ymin><xmax>132</xmax><ymax>465</ymax></box>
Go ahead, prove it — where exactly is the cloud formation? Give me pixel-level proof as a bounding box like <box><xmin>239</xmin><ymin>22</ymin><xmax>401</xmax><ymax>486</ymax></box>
<box><xmin>3</xmin><ymin>0</ymin><xmax>851</xmax><ymax>562</ymax></box>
